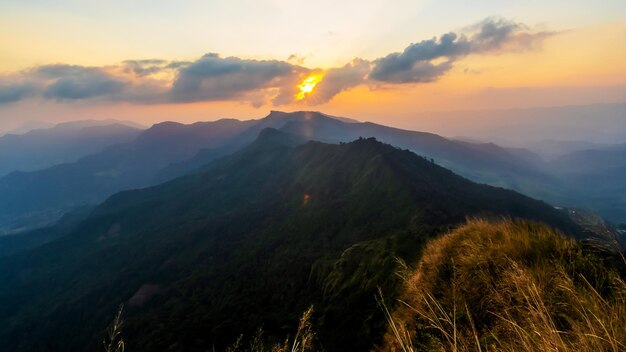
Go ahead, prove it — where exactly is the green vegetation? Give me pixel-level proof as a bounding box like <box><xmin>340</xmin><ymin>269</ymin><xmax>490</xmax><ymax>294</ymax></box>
<box><xmin>380</xmin><ymin>219</ymin><xmax>626</xmax><ymax>352</ymax></box>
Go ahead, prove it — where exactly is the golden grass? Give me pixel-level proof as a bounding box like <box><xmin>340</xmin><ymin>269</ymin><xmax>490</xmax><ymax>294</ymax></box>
<box><xmin>378</xmin><ymin>219</ymin><xmax>626</xmax><ymax>352</ymax></box>
<box><xmin>104</xmin><ymin>304</ymin><xmax>125</xmax><ymax>352</ymax></box>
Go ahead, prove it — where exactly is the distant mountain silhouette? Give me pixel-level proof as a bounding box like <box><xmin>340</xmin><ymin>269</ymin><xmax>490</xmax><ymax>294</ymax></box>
<box><xmin>0</xmin><ymin>121</ymin><xmax>143</xmax><ymax>176</ymax></box>
<box><xmin>0</xmin><ymin>130</ymin><xmax>579</xmax><ymax>351</ymax></box>
<box><xmin>523</xmin><ymin>139</ymin><xmax>619</xmax><ymax>159</ymax></box>
<box><xmin>544</xmin><ymin>146</ymin><xmax>626</xmax><ymax>223</ymax></box>
<box><xmin>3</xmin><ymin>120</ymin><xmax>54</xmax><ymax>135</ymax></box>
<box><xmin>427</xmin><ymin>103</ymin><xmax>626</xmax><ymax>147</ymax></box>
<box><xmin>0</xmin><ymin>118</ymin><xmax>255</xmax><ymax>233</ymax></box>
<box><xmin>550</xmin><ymin>147</ymin><xmax>626</xmax><ymax>174</ymax></box>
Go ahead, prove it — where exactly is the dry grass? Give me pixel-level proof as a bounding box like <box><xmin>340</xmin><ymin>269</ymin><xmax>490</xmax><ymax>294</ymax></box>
<box><xmin>104</xmin><ymin>304</ymin><xmax>125</xmax><ymax>352</ymax></box>
<box><xmin>226</xmin><ymin>306</ymin><xmax>316</xmax><ymax>352</ymax></box>
<box><xmin>102</xmin><ymin>305</ymin><xmax>315</xmax><ymax>352</ymax></box>
<box><xmin>378</xmin><ymin>219</ymin><xmax>626</xmax><ymax>352</ymax></box>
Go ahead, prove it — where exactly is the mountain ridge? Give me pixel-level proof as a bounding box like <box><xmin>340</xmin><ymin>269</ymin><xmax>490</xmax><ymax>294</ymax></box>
<box><xmin>1</xmin><ymin>109</ymin><xmax>621</xmax><ymax>238</ymax></box>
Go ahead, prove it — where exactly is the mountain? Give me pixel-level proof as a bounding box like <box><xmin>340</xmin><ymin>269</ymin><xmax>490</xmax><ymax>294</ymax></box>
<box><xmin>550</xmin><ymin>147</ymin><xmax>626</xmax><ymax>174</ymax></box>
<box><xmin>544</xmin><ymin>146</ymin><xmax>626</xmax><ymax>223</ymax></box>
<box><xmin>0</xmin><ymin>111</ymin><xmax>425</xmax><ymax>233</ymax></box>
<box><xmin>130</xmin><ymin>110</ymin><xmax>558</xmax><ymax>192</ymax></box>
<box><xmin>0</xmin><ymin>118</ymin><xmax>255</xmax><ymax>234</ymax></box>
<box><xmin>275</xmin><ymin>112</ymin><xmax>559</xmax><ymax>196</ymax></box>
<box><xmin>0</xmin><ymin>206</ymin><xmax>93</xmax><ymax>258</ymax></box>
<box><xmin>164</xmin><ymin>111</ymin><xmax>553</xmax><ymax>192</ymax></box>
<box><xmin>0</xmin><ymin>113</ymin><xmax>356</xmax><ymax>233</ymax></box>
<box><xmin>153</xmin><ymin>111</ymin><xmax>353</xmax><ymax>181</ymax></box>
<box><xmin>523</xmin><ymin>139</ymin><xmax>619</xmax><ymax>159</ymax></box>
<box><xmin>420</xmin><ymin>103</ymin><xmax>626</xmax><ymax>147</ymax></box>
<box><xmin>3</xmin><ymin>120</ymin><xmax>54</xmax><ymax>135</ymax></box>
<box><xmin>3</xmin><ymin>110</ymin><xmax>621</xmax><ymax>236</ymax></box>
<box><xmin>276</xmin><ymin>112</ymin><xmax>626</xmax><ymax>224</ymax></box>
<box><xmin>0</xmin><ymin>121</ymin><xmax>143</xmax><ymax>176</ymax></box>
<box><xmin>0</xmin><ymin>131</ymin><xmax>580</xmax><ymax>351</ymax></box>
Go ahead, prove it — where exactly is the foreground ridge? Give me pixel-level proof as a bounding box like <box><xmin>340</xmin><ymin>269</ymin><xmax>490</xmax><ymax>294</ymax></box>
<box><xmin>380</xmin><ymin>219</ymin><xmax>626</xmax><ymax>352</ymax></box>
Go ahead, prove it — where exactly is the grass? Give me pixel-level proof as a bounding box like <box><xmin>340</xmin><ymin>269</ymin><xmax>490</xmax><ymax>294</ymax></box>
<box><xmin>104</xmin><ymin>305</ymin><xmax>125</xmax><ymax>352</ymax></box>
<box><xmin>224</xmin><ymin>306</ymin><xmax>316</xmax><ymax>352</ymax></box>
<box><xmin>103</xmin><ymin>305</ymin><xmax>315</xmax><ymax>352</ymax></box>
<box><xmin>379</xmin><ymin>218</ymin><xmax>626</xmax><ymax>352</ymax></box>
<box><xmin>104</xmin><ymin>218</ymin><xmax>625</xmax><ymax>351</ymax></box>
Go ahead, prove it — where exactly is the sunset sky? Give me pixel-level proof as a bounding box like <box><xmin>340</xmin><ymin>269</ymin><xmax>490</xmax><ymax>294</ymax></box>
<box><xmin>1</xmin><ymin>0</ymin><xmax>625</xmax><ymax>132</ymax></box>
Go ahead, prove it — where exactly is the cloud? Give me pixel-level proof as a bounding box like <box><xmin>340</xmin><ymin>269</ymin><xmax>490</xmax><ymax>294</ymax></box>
<box><xmin>35</xmin><ymin>65</ymin><xmax>128</xmax><ymax>100</ymax></box>
<box><xmin>287</xmin><ymin>54</ymin><xmax>306</xmax><ymax>65</ymax></box>
<box><xmin>0</xmin><ymin>18</ymin><xmax>557</xmax><ymax>107</ymax></box>
<box><xmin>312</xmin><ymin>59</ymin><xmax>371</xmax><ymax>104</ymax></box>
<box><xmin>0</xmin><ymin>83</ymin><xmax>36</xmax><ymax>104</ymax></box>
<box><xmin>169</xmin><ymin>53</ymin><xmax>303</xmax><ymax>103</ymax></box>
<box><xmin>122</xmin><ymin>59</ymin><xmax>169</xmax><ymax>76</ymax></box>
<box><xmin>369</xmin><ymin>32</ymin><xmax>468</xmax><ymax>82</ymax></box>
<box><xmin>370</xmin><ymin>18</ymin><xmax>555</xmax><ymax>83</ymax></box>
<box><xmin>470</xmin><ymin>18</ymin><xmax>524</xmax><ymax>51</ymax></box>
<box><xmin>466</xmin><ymin>18</ymin><xmax>557</xmax><ymax>53</ymax></box>
<box><xmin>370</xmin><ymin>56</ymin><xmax>455</xmax><ymax>84</ymax></box>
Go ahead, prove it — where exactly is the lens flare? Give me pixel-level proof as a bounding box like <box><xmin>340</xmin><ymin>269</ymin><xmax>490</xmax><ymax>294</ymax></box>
<box><xmin>296</xmin><ymin>74</ymin><xmax>323</xmax><ymax>100</ymax></box>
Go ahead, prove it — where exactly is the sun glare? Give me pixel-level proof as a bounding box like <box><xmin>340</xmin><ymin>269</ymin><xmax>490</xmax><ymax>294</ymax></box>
<box><xmin>296</xmin><ymin>74</ymin><xmax>323</xmax><ymax>100</ymax></box>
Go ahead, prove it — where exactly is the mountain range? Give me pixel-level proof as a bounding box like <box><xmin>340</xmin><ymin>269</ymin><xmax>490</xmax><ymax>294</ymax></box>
<box><xmin>0</xmin><ymin>129</ymin><xmax>582</xmax><ymax>351</ymax></box>
<box><xmin>0</xmin><ymin>111</ymin><xmax>623</xmax><ymax>238</ymax></box>
<box><xmin>0</xmin><ymin>120</ymin><xmax>143</xmax><ymax>176</ymax></box>
<box><xmin>423</xmin><ymin>102</ymin><xmax>626</xmax><ymax>148</ymax></box>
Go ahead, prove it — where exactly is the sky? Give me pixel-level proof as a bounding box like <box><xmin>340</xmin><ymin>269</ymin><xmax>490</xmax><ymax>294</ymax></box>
<box><xmin>0</xmin><ymin>0</ymin><xmax>625</xmax><ymax>132</ymax></box>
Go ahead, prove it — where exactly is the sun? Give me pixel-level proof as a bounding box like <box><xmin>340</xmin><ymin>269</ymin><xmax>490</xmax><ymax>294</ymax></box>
<box><xmin>296</xmin><ymin>74</ymin><xmax>324</xmax><ymax>100</ymax></box>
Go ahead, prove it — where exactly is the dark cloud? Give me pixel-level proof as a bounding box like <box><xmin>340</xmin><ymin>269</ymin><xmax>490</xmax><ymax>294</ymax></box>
<box><xmin>370</xmin><ymin>32</ymin><xmax>470</xmax><ymax>82</ymax></box>
<box><xmin>371</xmin><ymin>52</ymin><xmax>456</xmax><ymax>83</ymax></box>
<box><xmin>43</xmin><ymin>78</ymin><xmax>125</xmax><ymax>100</ymax></box>
<box><xmin>467</xmin><ymin>18</ymin><xmax>556</xmax><ymax>53</ymax></box>
<box><xmin>170</xmin><ymin>53</ymin><xmax>302</xmax><ymax>103</ymax></box>
<box><xmin>370</xmin><ymin>18</ymin><xmax>555</xmax><ymax>83</ymax></box>
<box><xmin>0</xmin><ymin>82</ymin><xmax>36</xmax><ymax>104</ymax></box>
<box><xmin>36</xmin><ymin>65</ymin><xmax>128</xmax><ymax>100</ymax></box>
<box><xmin>471</xmin><ymin>18</ymin><xmax>523</xmax><ymax>51</ymax></box>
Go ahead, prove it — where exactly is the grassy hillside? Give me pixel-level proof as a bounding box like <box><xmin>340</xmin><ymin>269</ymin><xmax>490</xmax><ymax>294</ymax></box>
<box><xmin>380</xmin><ymin>219</ymin><xmax>626</xmax><ymax>352</ymax></box>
